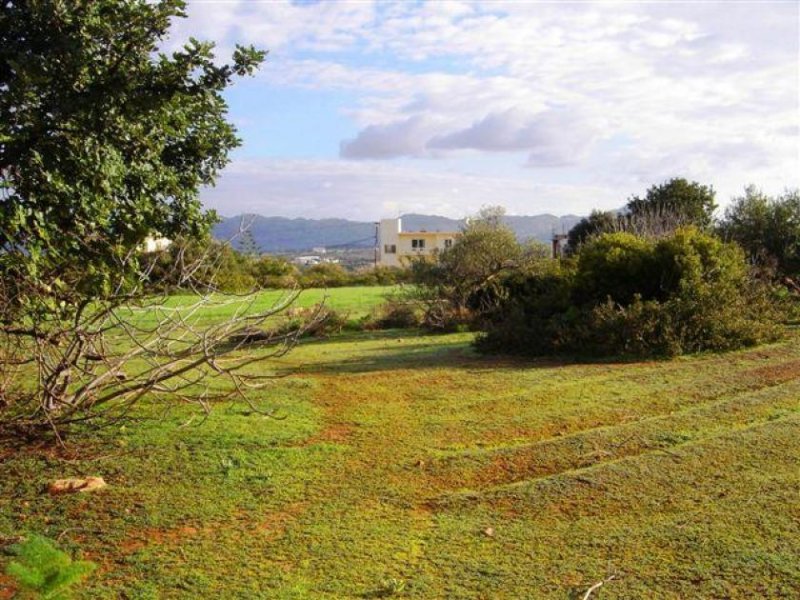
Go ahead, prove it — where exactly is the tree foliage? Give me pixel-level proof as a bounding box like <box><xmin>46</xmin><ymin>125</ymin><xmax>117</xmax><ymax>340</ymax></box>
<box><xmin>567</xmin><ymin>178</ymin><xmax>718</xmax><ymax>251</ymax></box>
<box><xmin>0</xmin><ymin>0</ymin><xmax>285</xmax><ymax>434</ymax></box>
<box><xmin>0</xmin><ymin>0</ymin><xmax>264</xmax><ymax>312</ymax></box>
<box><xmin>410</xmin><ymin>206</ymin><xmax>549</xmax><ymax>329</ymax></box>
<box><xmin>479</xmin><ymin>228</ymin><xmax>781</xmax><ymax>357</ymax></box>
<box><xmin>566</xmin><ymin>210</ymin><xmax>618</xmax><ymax>252</ymax></box>
<box><xmin>626</xmin><ymin>178</ymin><xmax>717</xmax><ymax>229</ymax></box>
<box><xmin>718</xmin><ymin>186</ymin><xmax>800</xmax><ymax>278</ymax></box>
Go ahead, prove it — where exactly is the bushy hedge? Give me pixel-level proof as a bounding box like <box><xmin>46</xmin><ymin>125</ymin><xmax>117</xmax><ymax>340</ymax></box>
<box><xmin>478</xmin><ymin>228</ymin><xmax>784</xmax><ymax>357</ymax></box>
<box><xmin>296</xmin><ymin>264</ymin><xmax>412</xmax><ymax>288</ymax></box>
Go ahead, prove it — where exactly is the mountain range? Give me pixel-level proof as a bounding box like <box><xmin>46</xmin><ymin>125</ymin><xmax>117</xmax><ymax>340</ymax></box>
<box><xmin>213</xmin><ymin>213</ymin><xmax>584</xmax><ymax>253</ymax></box>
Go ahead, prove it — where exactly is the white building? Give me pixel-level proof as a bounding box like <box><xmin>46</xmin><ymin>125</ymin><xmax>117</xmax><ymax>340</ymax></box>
<box><xmin>293</xmin><ymin>255</ymin><xmax>321</xmax><ymax>266</ymax></box>
<box><xmin>378</xmin><ymin>217</ymin><xmax>459</xmax><ymax>267</ymax></box>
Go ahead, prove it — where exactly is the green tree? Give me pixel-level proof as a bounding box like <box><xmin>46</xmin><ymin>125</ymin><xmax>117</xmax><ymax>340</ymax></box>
<box><xmin>567</xmin><ymin>179</ymin><xmax>716</xmax><ymax>251</ymax></box>
<box><xmin>0</xmin><ymin>1</ymin><xmax>299</xmax><ymax>433</ymax></box>
<box><xmin>566</xmin><ymin>210</ymin><xmax>619</xmax><ymax>251</ymax></box>
<box><xmin>573</xmin><ymin>232</ymin><xmax>659</xmax><ymax>305</ymax></box>
<box><xmin>410</xmin><ymin>206</ymin><xmax>547</xmax><ymax>328</ymax></box>
<box><xmin>441</xmin><ymin>206</ymin><xmax>523</xmax><ymax>307</ymax></box>
<box><xmin>300</xmin><ymin>263</ymin><xmax>350</xmax><ymax>288</ymax></box>
<box><xmin>479</xmin><ymin>227</ymin><xmax>781</xmax><ymax>357</ymax></box>
<box><xmin>626</xmin><ymin>178</ymin><xmax>717</xmax><ymax>231</ymax></box>
<box><xmin>252</xmin><ymin>255</ymin><xmax>298</xmax><ymax>287</ymax></box>
<box><xmin>719</xmin><ymin>186</ymin><xmax>800</xmax><ymax>277</ymax></box>
<box><xmin>1</xmin><ymin>0</ymin><xmax>263</xmax><ymax>307</ymax></box>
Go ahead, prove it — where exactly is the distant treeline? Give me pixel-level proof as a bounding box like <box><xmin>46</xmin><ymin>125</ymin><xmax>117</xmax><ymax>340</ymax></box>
<box><xmin>148</xmin><ymin>240</ymin><xmax>412</xmax><ymax>292</ymax></box>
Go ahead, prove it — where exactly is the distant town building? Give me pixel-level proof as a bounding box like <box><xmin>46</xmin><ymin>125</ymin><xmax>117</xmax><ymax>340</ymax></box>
<box><xmin>312</xmin><ymin>246</ymin><xmax>327</xmax><ymax>254</ymax></box>
<box><xmin>378</xmin><ymin>217</ymin><xmax>459</xmax><ymax>267</ymax></box>
<box><xmin>551</xmin><ymin>233</ymin><xmax>568</xmax><ymax>259</ymax></box>
<box><xmin>294</xmin><ymin>255</ymin><xmax>321</xmax><ymax>266</ymax></box>
<box><xmin>293</xmin><ymin>255</ymin><xmax>340</xmax><ymax>266</ymax></box>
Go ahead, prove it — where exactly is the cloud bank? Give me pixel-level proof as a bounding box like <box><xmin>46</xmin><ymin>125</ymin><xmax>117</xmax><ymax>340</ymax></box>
<box><xmin>170</xmin><ymin>0</ymin><xmax>799</xmax><ymax>218</ymax></box>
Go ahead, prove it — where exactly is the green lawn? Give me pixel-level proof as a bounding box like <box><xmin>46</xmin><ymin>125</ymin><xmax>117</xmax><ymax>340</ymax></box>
<box><xmin>1</xmin><ymin>329</ymin><xmax>799</xmax><ymax>598</ymax></box>
<box><xmin>121</xmin><ymin>285</ymin><xmax>396</xmax><ymax>330</ymax></box>
<box><xmin>179</xmin><ymin>285</ymin><xmax>395</xmax><ymax>319</ymax></box>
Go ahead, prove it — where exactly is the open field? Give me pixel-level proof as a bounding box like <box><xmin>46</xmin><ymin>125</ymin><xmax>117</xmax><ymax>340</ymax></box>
<box><xmin>178</xmin><ymin>285</ymin><xmax>395</xmax><ymax>320</ymax></box>
<box><xmin>122</xmin><ymin>285</ymin><xmax>396</xmax><ymax>330</ymax></box>
<box><xmin>2</xmin><ymin>328</ymin><xmax>799</xmax><ymax>598</ymax></box>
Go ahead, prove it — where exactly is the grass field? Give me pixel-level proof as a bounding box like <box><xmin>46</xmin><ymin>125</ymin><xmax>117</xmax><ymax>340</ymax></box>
<box><xmin>167</xmin><ymin>285</ymin><xmax>395</xmax><ymax>321</ymax></box>
<box><xmin>116</xmin><ymin>285</ymin><xmax>397</xmax><ymax>333</ymax></box>
<box><xmin>2</xmin><ymin>326</ymin><xmax>799</xmax><ymax>598</ymax></box>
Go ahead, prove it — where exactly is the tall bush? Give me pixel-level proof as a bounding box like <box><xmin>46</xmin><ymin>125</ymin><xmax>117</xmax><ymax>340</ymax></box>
<box><xmin>479</xmin><ymin>227</ymin><xmax>782</xmax><ymax>357</ymax></box>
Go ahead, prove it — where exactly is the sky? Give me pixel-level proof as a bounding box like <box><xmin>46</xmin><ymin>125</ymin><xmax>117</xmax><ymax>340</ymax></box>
<box><xmin>170</xmin><ymin>0</ymin><xmax>800</xmax><ymax>221</ymax></box>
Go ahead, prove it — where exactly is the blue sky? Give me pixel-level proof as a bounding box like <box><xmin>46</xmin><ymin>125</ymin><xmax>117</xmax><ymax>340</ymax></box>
<box><xmin>170</xmin><ymin>0</ymin><xmax>800</xmax><ymax>220</ymax></box>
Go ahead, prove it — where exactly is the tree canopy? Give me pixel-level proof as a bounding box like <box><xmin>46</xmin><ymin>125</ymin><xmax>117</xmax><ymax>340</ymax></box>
<box><xmin>567</xmin><ymin>178</ymin><xmax>718</xmax><ymax>250</ymax></box>
<box><xmin>410</xmin><ymin>206</ymin><xmax>549</xmax><ymax>328</ymax></box>
<box><xmin>626</xmin><ymin>177</ymin><xmax>717</xmax><ymax>229</ymax></box>
<box><xmin>0</xmin><ymin>0</ymin><xmax>264</xmax><ymax>311</ymax></box>
<box><xmin>719</xmin><ymin>186</ymin><xmax>800</xmax><ymax>277</ymax></box>
<box><xmin>0</xmin><ymin>0</ymin><xmax>271</xmax><ymax>432</ymax></box>
<box><xmin>479</xmin><ymin>227</ymin><xmax>780</xmax><ymax>357</ymax></box>
<box><xmin>566</xmin><ymin>210</ymin><xmax>618</xmax><ymax>251</ymax></box>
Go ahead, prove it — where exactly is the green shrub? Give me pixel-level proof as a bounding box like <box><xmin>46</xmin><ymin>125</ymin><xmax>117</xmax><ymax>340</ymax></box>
<box><xmin>369</xmin><ymin>300</ymin><xmax>422</xmax><ymax>330</ymax></box>
<box><xmin>310</xmin><ymin>308</ymin><xmax>349</xmax><ymax>337</ymax></box>
<box><xmin>573</xmin><ymin>232</ymin><xmax>660</xmax><ymax>305</ymax></box>
<box><xmin>479</xmin><ymin>227</ymin><xmax>784</xmax><ymax>357</ymax></box>
<box><xmin>476</xmin><ymin>262</ymin><xmax>576</xmax><ymax>355</ymax></box>
<box><xmin>350</xmin><ymin>266</ymin><xmax>412</xmax><ymax>286</ymax></box>
<box><xmin>298</xmin><ymin>263</ymin><xmax>349</xmax><ymax>288</ymax></box>
<box><xmin>718</xmin><ymin>186</ymin><xmax>800</xmax><ymax>278</ymax></box>
<box><xmin>5</xmin><ymin>535</ymin><xmax>96</xmax><ymax>599</ymax></box>
<box><xmin>251</xmin><ymin>255</ymin><xmax>298</xmax><ymax>288</ymax></box>
<box><xmin>272</xmin><ymin>305</ymin><xmax>349</xmax><ymax>338</ymax></box>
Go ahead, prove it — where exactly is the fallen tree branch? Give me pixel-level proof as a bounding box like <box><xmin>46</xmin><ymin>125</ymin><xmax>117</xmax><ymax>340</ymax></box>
<box><xmin>582</xmin><ymin>574</ymin><xmax>616</xmax><ymax>600</ymax></box>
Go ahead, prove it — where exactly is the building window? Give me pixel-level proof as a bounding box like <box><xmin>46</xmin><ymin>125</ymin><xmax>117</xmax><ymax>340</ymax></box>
<box><xmin>412</xmin><ymin>239</ymin><xmax>426</xmax><ymax>249</ymax></box>
<box><xmin>444</xmin><ymin>239</ymin><xmax>453</xmax><ymax>248</ymax></box>
<box><xmin>383</xmin><ymin>244</ymin><xmax>396</xmax><ymax>254</ymax></box>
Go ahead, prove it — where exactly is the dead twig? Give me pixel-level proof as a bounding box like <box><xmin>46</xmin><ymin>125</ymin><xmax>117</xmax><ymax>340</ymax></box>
<box><xmin>582</xmin><ymin>574</ymin><xmax>617</xmax><ymax>600</ymax></box>
<box><xmin>0</xmin><ymin>228</ymin><xmax>321</xmax><ymax>438</ymax></box>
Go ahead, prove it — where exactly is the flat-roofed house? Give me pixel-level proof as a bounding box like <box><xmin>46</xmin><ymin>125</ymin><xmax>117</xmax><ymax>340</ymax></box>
<box><xmin>378</xmin><ymin>217</ymin><xmax>459</xmax><ymax>267</ymax></box>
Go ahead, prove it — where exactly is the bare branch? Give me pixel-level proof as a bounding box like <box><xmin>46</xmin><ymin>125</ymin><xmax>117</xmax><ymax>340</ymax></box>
<box><xmin>582</xmin><ymin>575</ymin><xmax>617</xmax><ymax>600</ymax></box>
<box><xmin>0</xmin><ymin>231</ymin><xmax>323</xmax><ymax>438</ymax></box>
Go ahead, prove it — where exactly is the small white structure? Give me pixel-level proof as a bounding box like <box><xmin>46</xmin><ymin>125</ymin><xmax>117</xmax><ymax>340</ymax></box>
<box><xmin>293</xmin><ymin>255</ymin><xmax>340</xmax><ymax>266</ymax></box>
<box><xmin>378</xmin><ymin>217</ymin><xmax>459</xmax><ymax>267</ymax></box>
<box><xmin>293</xmin><ymin>255</ymin><xmax>321</xmax><ymax>266</ymax></box>
<box><xmin>142</xmin><ymin>236</ymin><xmax>171</xmax><ymax>253</ymax></box>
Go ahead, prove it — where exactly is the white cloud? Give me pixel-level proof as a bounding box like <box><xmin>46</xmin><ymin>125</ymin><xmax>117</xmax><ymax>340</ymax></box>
<box><xmin>429</xmin><ymin>108</ymin><xmax>598</xmax><ymax>167</ymax></box>
<box><xmin>179</xmin><ymin>0</ymin><xmax>798</xmax><ymax>217</ymax></box>
<box><xmin>340</xmin><ymin>116</ymin><xmax>433</xmax><ymax>159</ymax></box>
<box><xmin>169</xmin><ymin>0</ymin><xmax>377</xmax><ymax>54</ymax></box>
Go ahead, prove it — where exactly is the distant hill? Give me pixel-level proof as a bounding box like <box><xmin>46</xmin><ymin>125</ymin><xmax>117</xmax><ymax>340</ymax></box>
<box><xmin>213</xmin><ymin>213</ymin><xmax>583</xmax><ymax>253</ymax></box>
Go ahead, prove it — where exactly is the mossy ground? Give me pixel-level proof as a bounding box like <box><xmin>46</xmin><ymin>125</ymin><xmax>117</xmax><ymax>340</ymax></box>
<box><xmin>2</xmin><ymin>322</ymin><xmax>799</xmax><ymax>598</ymax></box>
